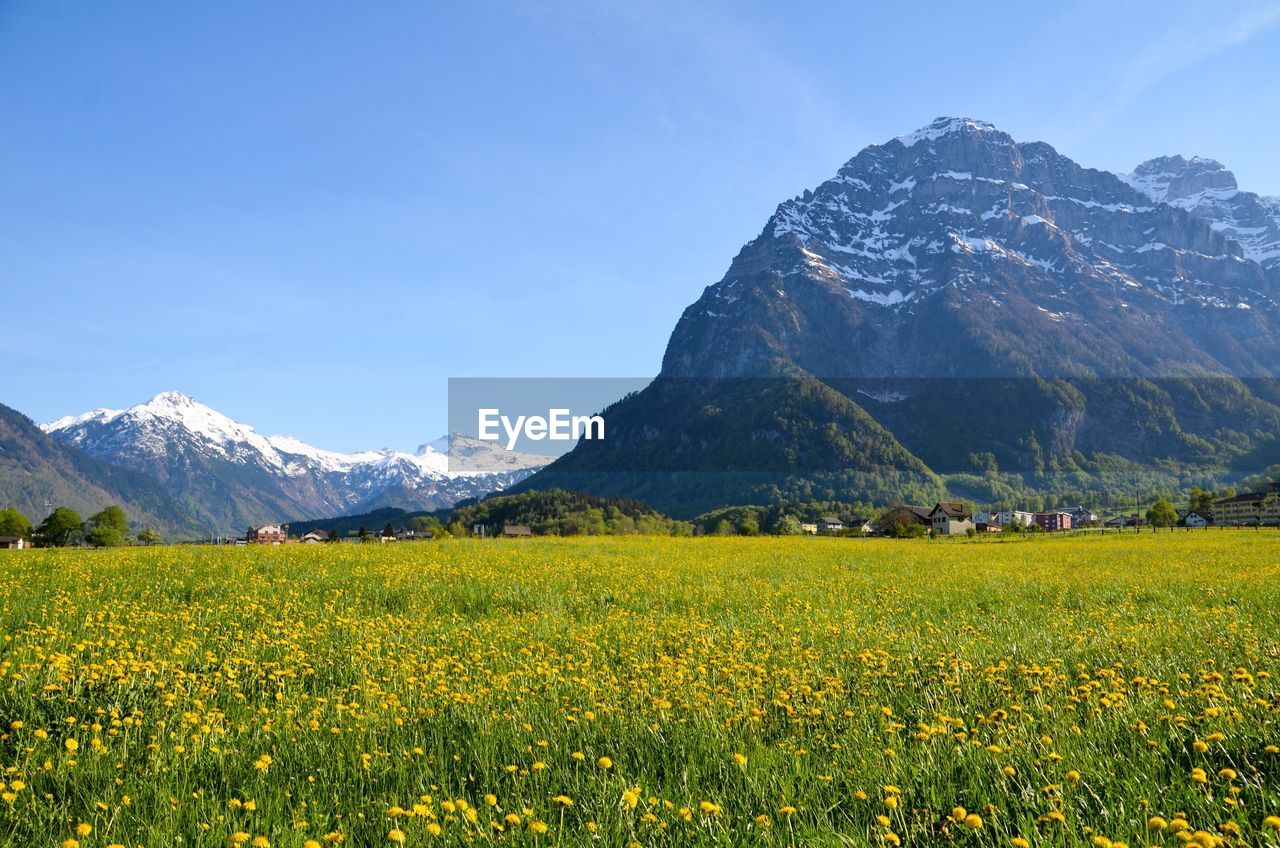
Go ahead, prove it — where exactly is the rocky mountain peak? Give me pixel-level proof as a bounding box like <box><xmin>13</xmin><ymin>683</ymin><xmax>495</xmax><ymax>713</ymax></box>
<box><xmin>1123</xmin><ymin>155</ymin><xmax>1238</xmax><ymax>202</ymax></box>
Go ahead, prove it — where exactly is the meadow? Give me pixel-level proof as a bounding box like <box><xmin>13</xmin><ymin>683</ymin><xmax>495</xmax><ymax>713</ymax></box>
<box><xmin>1</xmin><ymin>534</ymin><xmax>1279</xmax><ymax>847</ymax></box>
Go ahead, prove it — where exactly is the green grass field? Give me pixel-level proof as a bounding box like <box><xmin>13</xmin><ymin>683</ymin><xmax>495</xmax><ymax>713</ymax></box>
<box><xmin>2</xmin><ymin>533</ymin><xmax>1279</xmax><ymax>847</ymax></box>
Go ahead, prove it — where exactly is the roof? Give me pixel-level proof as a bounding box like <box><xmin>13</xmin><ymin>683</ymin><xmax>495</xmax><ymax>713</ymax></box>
<box><xmin>930</xmin><ymin>502</ymin><xmax>969</xmax><ymax>518</ymax></box>
<box><xmin>502</xmin><ymin>525</ymin><xmax>532</xmax><ymax>536</ymax></box>
<box><xmin>0</xmin><ymin>535</ymin><xmax>22</xmax><ymax>543</ymax></box>
<box><xmin>1218</xmin><ymin>491</ymin><xmax>1265</xmax><ymax>504</ymax></box>
<box><xmin>818</xmin><ymin>516</ymin><xmax>843</xmax><ymax>523</ymax></box>
<box><xmin>301</xmin><ymin>529</ymin><xmax>329</xmax><ymax>539</ymax></box>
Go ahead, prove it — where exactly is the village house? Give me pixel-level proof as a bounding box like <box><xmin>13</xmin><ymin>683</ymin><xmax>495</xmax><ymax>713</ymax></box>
<box><xmin>1215</xmin><ymin>483</ymin><xmax>1280</xmax><ymax>526</ymax></box>
<box><xmin>0</xmin><ymin>535</ymin><xmax>26</xmax><ymax>549</ymax></box>
<box><xmin>817</xmin><ymin>516</ymin><xmax>844</xmax><ymax>534</ymax></box>
<box><xmin>247</xmin><ymin>524</ymin><xmax>287</xmax><ymax>544</ymax></box>
<box><xmin>929</xmin><ymin>502</ymin><xmax>974</xmax><ymax>535</ymax></box>
<box><xmin>996</xmin><ymin>510</ymin><xmax>1036</xmax><ymax>528</ymax></box>
<box><xmin>799</xmin><ymin>522</ymin><xmax>818</xmax><ymax>535</ymax></box>
<box><xmin>1034</xmin><ymin>511</ymin><xmax>1073</xmax><ymax>532</ymax></box>
<box><xmin>502</xmin><ymin>525</ymin><xmax>533</xmax><ymax>538</ymax></box>
<box><xmin>1067</xmin><ymin>506</ymin><xmax>1099</xmax><ymax>526</ymax></box>
<box><xmin>874</xmin><ymin>505</ymin><xmax>932</xmax><ymax>535</ymax></box>
<box><xmin>1178</xmin><ymin>511</ymin><xmax>1212</xmax><ymax>528</ymax></box>
<box><xmin>299</xmin><ymin>530</ymin><xmax>329</xmax><ymax>544</ymax></box>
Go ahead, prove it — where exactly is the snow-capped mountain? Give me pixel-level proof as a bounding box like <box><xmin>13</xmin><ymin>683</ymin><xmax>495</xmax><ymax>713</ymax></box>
<box><xmin>42</xmin><ymin>392</ymin><xmax>548</xmax><ymax>532</ymax></box>
<box><xmin>1122</xmin><ymin>154</ymin><xmax>1280</xmax><ymax>269</ymax></box>
<box><xmin>663</xmin><ymin>116</ymin><xmax>1279</xmax><ymax>380</ymax></box>
<box><xmin>528</xmin><ymin>117</ymin><xmax>1280</xmax><ymax>514</ymax></box>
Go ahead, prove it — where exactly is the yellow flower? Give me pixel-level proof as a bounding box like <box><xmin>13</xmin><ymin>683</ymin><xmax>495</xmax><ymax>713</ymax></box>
<box><xmin>1066</xmin><ymin>769</ymin><xmax>1081</xmax><ymax>782</ymax></box>
<box><xmin>883</xmin><ymin>832</ymin><xmax>901</xmax><ymax>846</ymax></box>
<box><xmin>1216</xmin><ymin>767</ymin><xmax>1236</xmax><ymax>780</ymax></box>
<box><xmin>1264</xmin><ymin>816</ymin><xmax>1280</xmax><ymax>831</ymax></box>
<box><xmin>732</xmin><ymin>753</ymin><xmax>747</xmax><ymax>767</ymax></box>
<box><xmin>61</xmin><ymin>841</ymin><xmax>79</xmax><ymax>848</ymax></box>
<box><xmin>621</xmin><ymin>789</ymin><xmax>639</xmax><ymax>810</ymax></box>
<box><xmin>1190</xmin><ymin>767</ymin><xmax>1208</xmax><ymax>784</ymax></box>
<box><xmin>951</xmin><ymin>806</ymin><xmax>967</xmax><ymax>823</ymax></box>
<box><xmin>504</xmin><ymin>813</ymin><xmax>521</xmax><ymax>827</ymax></box>
<box><xmin>305</xmin><ymin>842</ymin><xmax>322</xmax><ymax>848</ymax></box>
<box><xmin>699</xmin><ymin>800</ymin><xmax>721</xmax><ymax>815</ymax></box>
<box><xmin>779</xmin><ymin>805</ymin><xmax>796</xmax><ymax>815</ymax></box>
<box><xmin>755</xmin><ymin>814</ymin><xmax>771</xmax><ymax>828</ymax></box>
<box><xmin>964</xmin><ymin>813</ymin><xmax>983</xmax><ymax>830</ymax></box>
<box><xmin>64</xmin><ymin>738</ymin><xmax>78</xmax><ymax>753</ymax></box>
<box><xmin>1002</xmin><ymin>765</ymin><xmax>1016</xmax><ymax>777</ymax></box>
<box><xmin>425</xmin><ymin>823</ymin><xmax>441</xmax><ymax>837</ymax></box>
<box><xmin>1011</xmin><ymin>839</ymin><xmax>1030</xmax><ymax>848</ymax></box>
<box><xmin>553</xmin><ymin>795</ymin><xmax>573</xmax><ymax>806</ymax></box>
<box><xmin>231</xmin><ymin>834</ymin><xmax>250</xmax><ymax>846</ymax></box>
<box><xmin>529</xmin><ymin>821</ymin><xmax>548</xmax><ymax>834</ymax></box>
<box><xmin>387</xmin><ymin>829</ymin><xmax>405</xmax><ymax>844</ymax></box>
<box><xmin>597</xmin><ymin>756</ymin><xmax>613</xmax><ymax>770</ymax></box>
<box><xmin>1148</xmin><ymin>816</ymin><xmax>1168</xmax><ymax>830</ymax></box>
<box><xmin>75</xmin><ymin>824</ymin><xmax>92</xmax><ymax>837</ymax></box>
<box><xmin>571</xmin><ymin>751</ymin><xmax>585</xmax><ymax>762</ymax></box>
<box><xmin>252</xmin><ymin>838</ymin><xmax>271</xmax><ymax>848</ymax></box>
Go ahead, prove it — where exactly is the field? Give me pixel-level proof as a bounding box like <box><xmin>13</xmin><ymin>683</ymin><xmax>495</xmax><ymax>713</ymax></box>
<box><xmin>2</xmin><ymin>534</ymin><xmax>1280</xmax><ymax>847</ymax></box>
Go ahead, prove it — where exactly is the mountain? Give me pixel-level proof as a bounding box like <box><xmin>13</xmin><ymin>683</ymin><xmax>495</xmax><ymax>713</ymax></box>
<box><xmin>42</xmin><ymin>392</ymin><xmax>547</xmax><ymax>534</ymax></box>
<box><xmin>523</xmin><ymin>118</ymin><xmax>1280</xmax><ymax>515</ymax></box>
<box><xmin>1122</xmin><ymin>155</ymin><xmax>1280</xmax><ymax>270</ymax></box>
<box><xmin>1</xmin><ymin>401</ymin><xmax>201</xmax><ymax>536</ymax></box>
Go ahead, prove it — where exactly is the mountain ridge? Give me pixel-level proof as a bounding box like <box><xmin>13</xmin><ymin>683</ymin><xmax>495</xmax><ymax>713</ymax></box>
<box><xmin>41</xmin><ymin>392</ymin><xmax>547</xmax><ymax>534</ymax></box>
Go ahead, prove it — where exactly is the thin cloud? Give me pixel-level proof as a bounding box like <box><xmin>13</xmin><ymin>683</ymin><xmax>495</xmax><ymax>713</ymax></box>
<box><xmin>1053</xmin><ymin>1</ymin><xmax>1280</xmax><ymax>146</ymax></box>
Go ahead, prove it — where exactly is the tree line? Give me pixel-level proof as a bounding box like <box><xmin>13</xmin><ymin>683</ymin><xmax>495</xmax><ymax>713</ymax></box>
<box><xmin>0</xmin><ymin>505</ymin><xmax>161</xmax><ymax>547</ymax></box>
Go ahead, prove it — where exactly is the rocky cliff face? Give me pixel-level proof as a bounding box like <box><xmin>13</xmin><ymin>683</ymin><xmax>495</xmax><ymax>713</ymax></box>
<box><xmin>524</xmin><ymin>118</ymin><xmax>1280</xmax><ymax>514</ymax></box>
<box><xmin>663</xmin><ymin>118</ymin><xmax>1279</xmax><ymax>381</ymax></box>
<box><xmin>1122</xmin><ymin>154</ymin><xmax>1280</xmax><ymax>270</ymax></box>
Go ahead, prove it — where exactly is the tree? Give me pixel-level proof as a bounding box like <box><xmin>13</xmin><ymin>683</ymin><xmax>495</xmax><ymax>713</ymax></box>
<box><xmin>327</xmin><ymin>527</ymin><xmax>340</xmax><ymax>543</ymax></box>
<box><xmin>0</xmin><ymin>507</ymin><xmax>33</xmax><ymax>540</ymax></box>
<box><xmin>36</xmin><ymin>507</ymin><xmax>83</xmax><ymax>547</ymax></box>
<box><xmin>773</xmin><ymin>514</ymin><xmax>802</xmax><ymax>536</ymax></box>
<box><xmin>383</xmin><ymin>522</ymin><xmax>396</xmax><ymax>538</ymax></box>
<box><xmin>1188</xmin><ymin>487</ymin><xmax>1215</xmax><ymax>515</ymax></box>
<box><xmin>738</xmin><ymin>517</ymin><xmax>760</xmax><ymax>536</ymax></box>
<box><xmin>136</xmin><ymin>527</ymin><xmax>162</xmax><ymax>546</ymax></box>
<box><xmin>87</xmin><ymin>505</ymin><xmax>129</xmax><ymax>547</ymax></box>
<box><xmin>1147</xmin><ymin>497</ymin><xmax>1178</xmax><ymax>529</ymax></box>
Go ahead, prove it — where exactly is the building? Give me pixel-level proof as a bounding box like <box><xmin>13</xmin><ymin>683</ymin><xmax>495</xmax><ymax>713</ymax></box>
<box><xmin>299</xmin><ymin>530</ymin><xmax>329</xmax><ymax>544</ymax></box>
<box><xmin>1179</xmin><ymin>511</ymin><xmax>1211</xmax><ymax>528</ymax></box>
<box><xmin>502</xmin><ymin>525</ymin><xmax>533</xmax><ymax>537</ymax></box>
<box><xmin>874</xmin><ymin>505</ymin><xmax>932</xmax><ymax>535</ymax></box>
<box><xmin>1035</xmin><ymin>511</ymin><xmax>1073</xmax><ymax>532</ymax></box>
<box><xmin>995</xmin><ymin>510</ymin><xmax>1035</xmax><ymax>528</ymax></box>
<box><xmin>817</xmin><ymin>517</ymin><xmax>844</xmax><ymax>534</ymax></box>
<box><xmin>929</xmin><ymin>502</ymin><xmax>974</xmax><ymax>535</ymax></box>
<box><xmin>247</xmin><ymin>524</ymin><xmax>287</xmax><ymax>544</ymax></box>
<box><xmin>1215</xmin><ymin>483</ymin><xmax>1280</xmax><ymax>526</ymax></box>
<box><xmin>799</xmin><ymin>523</ymin><xmax>818</xmax><ymax>535</ymax></box>
<box><xmin>1067</xmin><ymin>506</ymin><xmax>1099</xmax><ymax>526</ymax></box>
<box><xmin>0</xmin><ymin>535</ymin><xmax>26</xmax><ymax>549</ymax></box>
<box><xmin>1106</xmin><ymin>514</ymin><xmax>1139</xmax><ymax>528</ymax></box>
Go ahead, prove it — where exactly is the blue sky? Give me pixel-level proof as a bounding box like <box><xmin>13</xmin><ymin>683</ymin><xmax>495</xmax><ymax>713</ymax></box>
<box><xmin>3</xmin><ymin>0</ymin><xmax>1279</xmax><ymax>451</ymax></box>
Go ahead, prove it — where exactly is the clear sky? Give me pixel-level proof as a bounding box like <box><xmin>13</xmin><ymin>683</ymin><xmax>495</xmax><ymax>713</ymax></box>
<box><xmin>3</xmin><ymin>0</ymin><xmax>1279</xmax><ymax>451</ymax></box>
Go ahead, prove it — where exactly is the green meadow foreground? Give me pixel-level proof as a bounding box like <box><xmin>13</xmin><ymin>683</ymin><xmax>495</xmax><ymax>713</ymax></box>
<box><xmin>2</xmin><ymin>535</ymin><xmax>1280</xmax><ymax>847</ymax></box>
